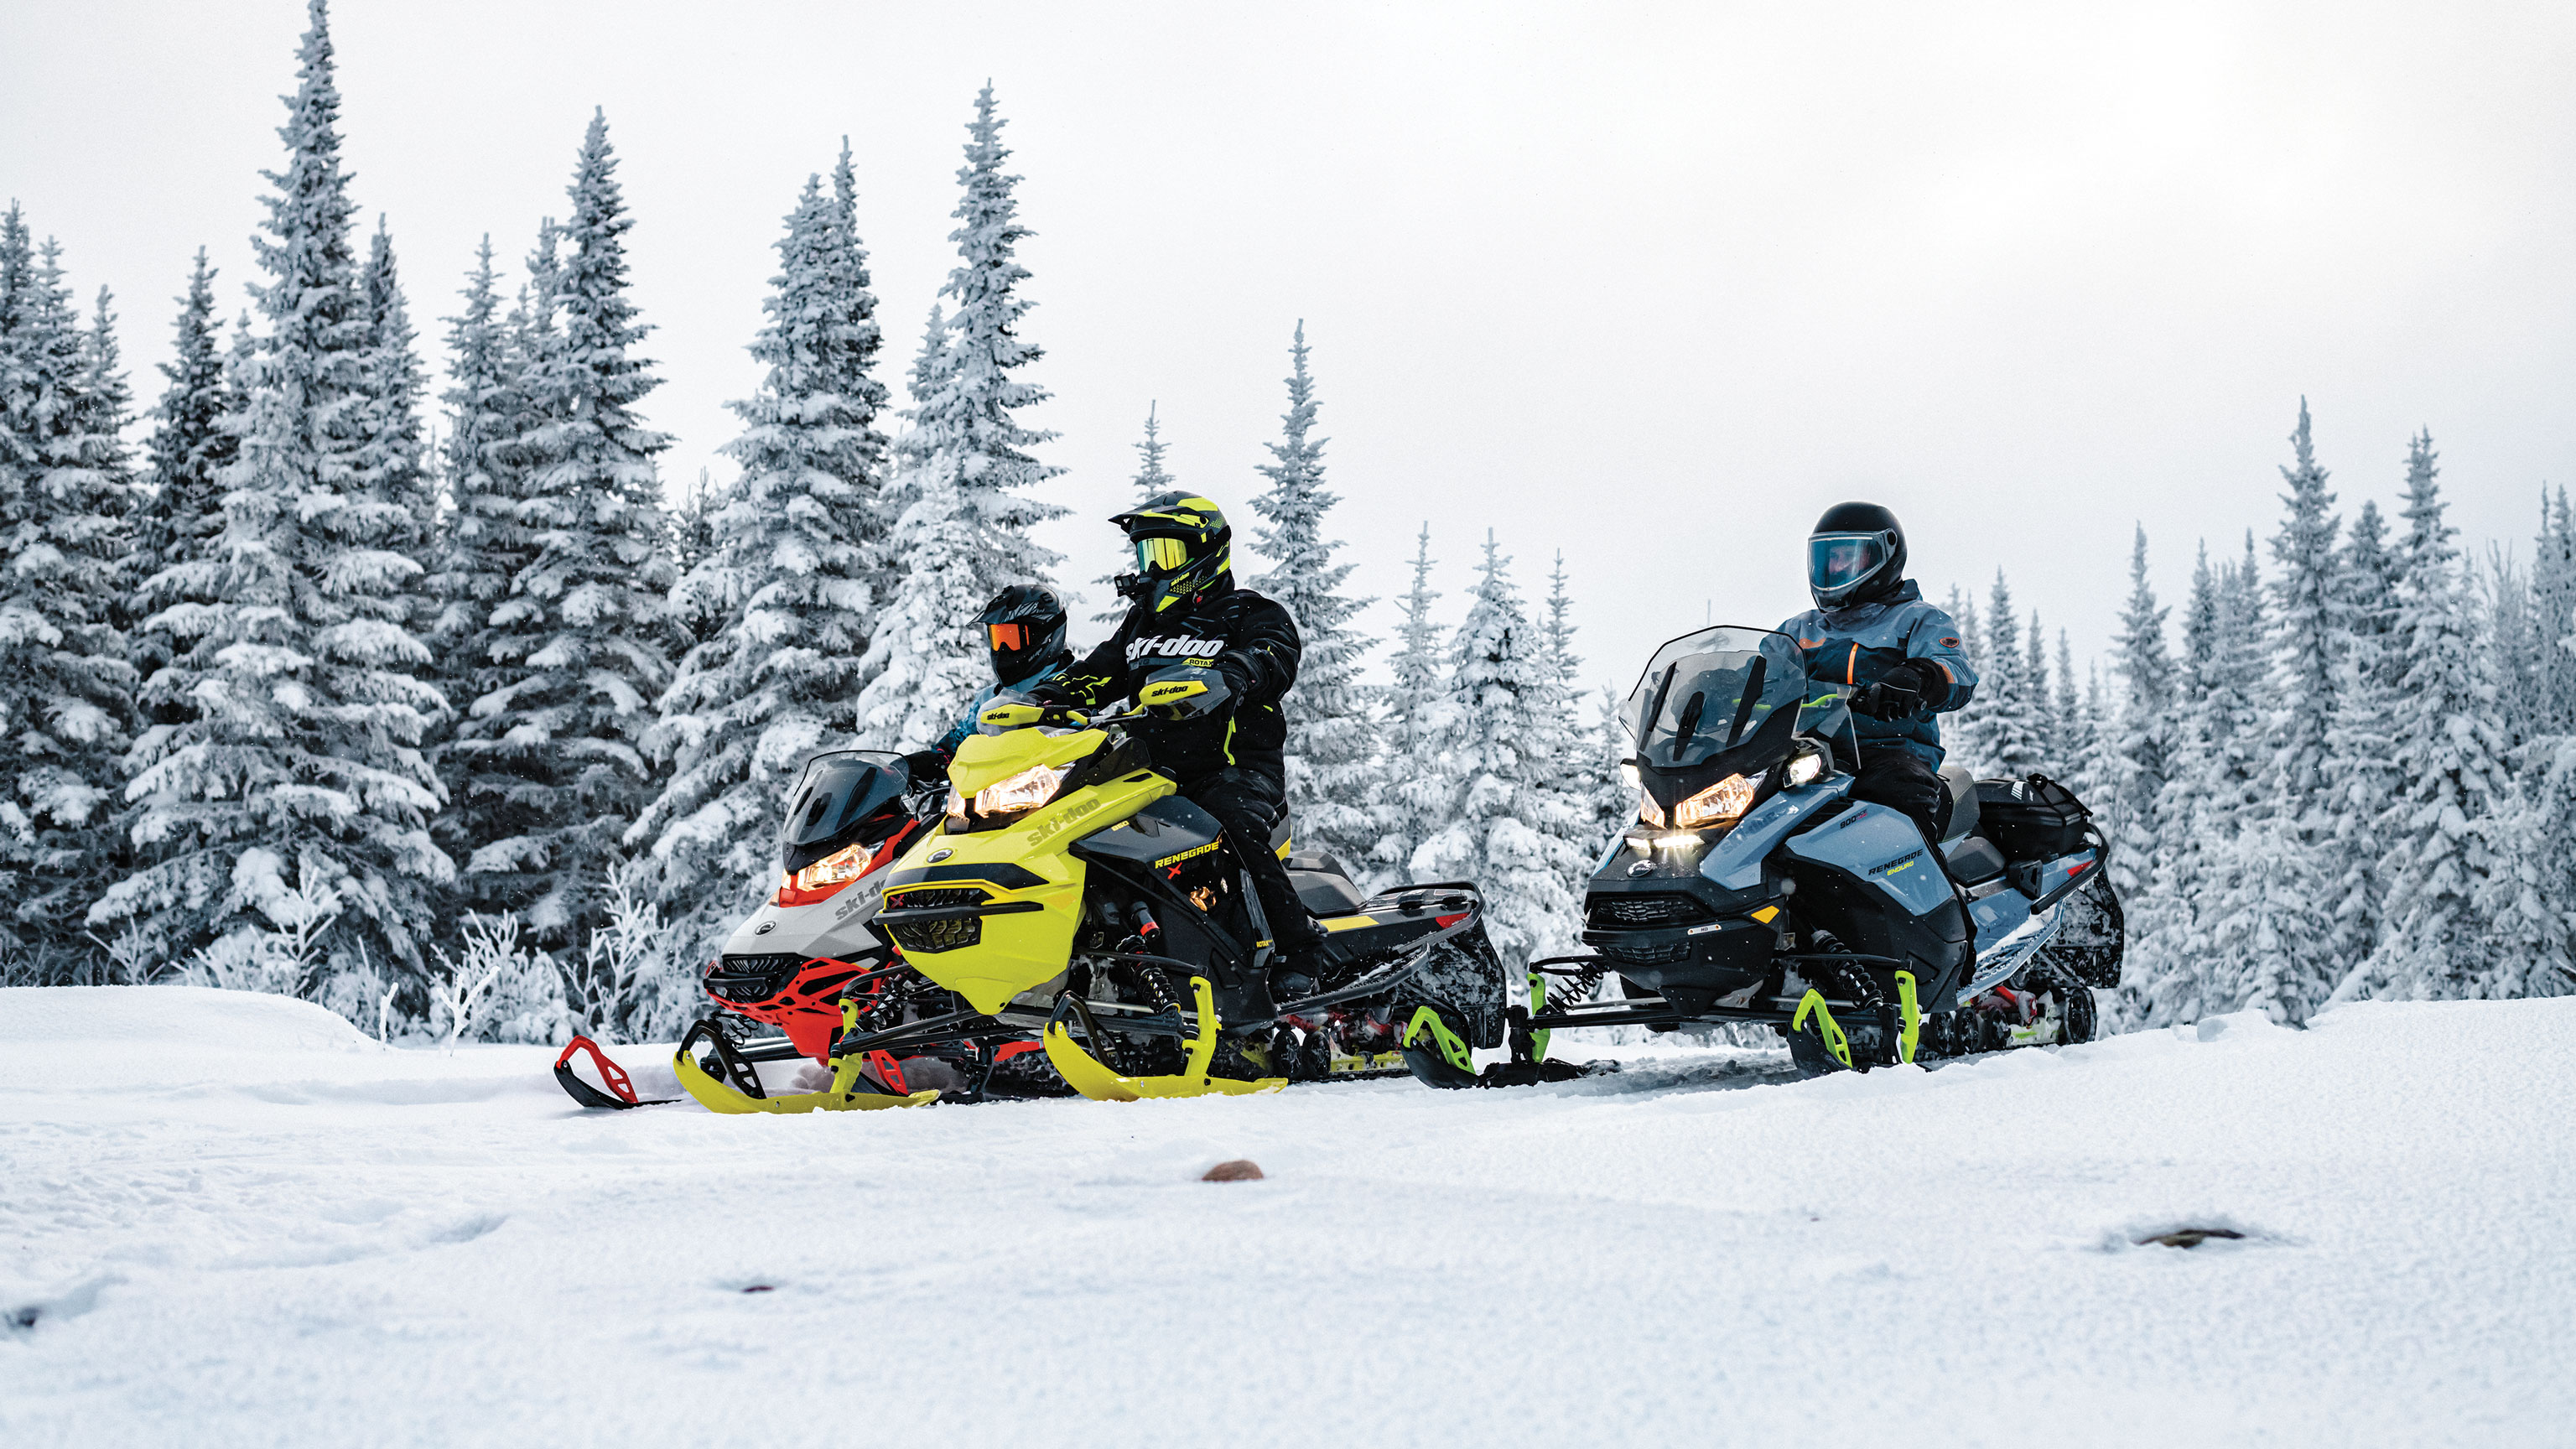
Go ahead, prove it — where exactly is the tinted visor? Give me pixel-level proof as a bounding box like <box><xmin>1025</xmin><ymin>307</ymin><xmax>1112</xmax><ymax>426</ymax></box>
<box><xmin>987</xmin><ymin>622</ymin><xmax>1028</xmax><ymax>652</ymax></box>
<box><xmin>1135</xmin><ymin>537</ymin><xmax>1190</xmax><ymax>573</ymax></box>
<box><xmin>1808</xmin><ymin>533</ymin><xmax>1889</xmax><ymax>595</ymax></box>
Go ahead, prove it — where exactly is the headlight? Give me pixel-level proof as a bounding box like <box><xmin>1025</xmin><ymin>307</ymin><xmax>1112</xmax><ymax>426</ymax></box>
<box><xmin>1637</xmin><ymin>791</ymin><xmax>1665</xmax><ymax>828</ymax></box>
<box><xmin>792</xmin><ymin>841</ymin><xmax>871</xmax><ymax>896</ymax></box>
<box><xmin>1673</xmin><ymin>773</ymin><xmax>1757</xmax><ymax>829</ymax></box>
<box><xmin>974</xmin><ymin>764</ymin><xmax>1068</xmax><ymax>818</ymax></box>
<box><xmin>1785</xmin><ymin>747</ymin><xmax>1823</xmax><ymax>787</ymax></box>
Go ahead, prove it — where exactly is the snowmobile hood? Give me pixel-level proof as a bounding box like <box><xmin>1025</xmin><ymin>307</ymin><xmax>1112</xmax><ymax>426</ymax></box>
<box><xmin>950</xmin><ymin>724</ymin><xmax>1109</xmax><ymax>797</ymax></box>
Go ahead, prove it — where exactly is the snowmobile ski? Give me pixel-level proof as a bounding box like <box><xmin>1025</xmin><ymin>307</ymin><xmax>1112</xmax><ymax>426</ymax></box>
<box><xmin>1041</xmin><ymin>974</ymin><xmax>1286</xmax><ymax>1101</ymax></box>
<box><xmin>553</xmin><ymin>1036</ymin><xmax>680</xmax><ymax>1109</ymax></box>
<box><xmin>672</xmin><ymin>1016</ymin><xmax>940</xmax><ymax>1114</ymax></box>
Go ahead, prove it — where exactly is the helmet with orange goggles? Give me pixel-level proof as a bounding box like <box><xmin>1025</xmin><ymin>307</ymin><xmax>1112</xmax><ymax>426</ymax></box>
<box><xmin>1110</xmin><ymin>492</ymin><xmax>1233</xmax><ymax>615</ymax></box>
<box><xmin>973</xmin><ymin>584</ymin><xmax>1070</xmax><ymax>688</ymax></box>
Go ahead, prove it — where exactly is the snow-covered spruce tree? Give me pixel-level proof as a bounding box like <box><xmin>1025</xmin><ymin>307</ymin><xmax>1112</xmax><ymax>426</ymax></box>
<box><xmin>1979</xmin><ymin>573</ymin><xmax>2048</xmax><ymax>776</ymax></box>
<box><xmin>1094</xmin><ymin>402</ymin><xmax>1175</xmax><ymax>623</ymax></box>
<box><xmin>2475</xmin><ymin>735</ymin><xmax>2576</xmax><ymax>999</ymax></box>
<box><xmin>2173</xmin><ymin>535</ymin><xmax>2282</xmax><ymax>1017</ymax></box>
<box><xmin>628</xmin><ymin>164</ymin><xmax>891</xmax><ymax>998</ymax></box>
<box><xmin>2202</xmin><ymin>408</ymin><xmax>2350</xmax><ymax>1025</ymax></box>
<box><xmin>448</xmin><ymin>112</ymin><xmax>675</xmax><ymax>949</ymax></box>
<box><xmin>130</xmin><ymin>251</ymin><xmax>236</xmax><ymax>701</ymax></box>
<box><xmin>1940</xmin><ymin>583</ymin><xmax>1992</xmax><ymax>772</ymax></box>
<box><xmin>854</xmin><ymin>87</ymin><xmax>1065</xmax><ymax>751</ymax></box>
<box><xmin>1369</xmin><ymin>523</ymin><xmax>1447</xmax><ymax>891</ymax></box>
<box><xmin>357</xmin><ymin>218</ymin><xmax>436</xmax><ymax>627</ymax></box>
<box><xmin>2319</xmin><ymin>499</ymin><xmax>2401</xmax><ymax>975</ymax></box>
<box><xmin>2053</xmin><ymin>632</ymin><xmax>2104</xmax><ymax>804</ymax></box>
<box><xmin>2021</xmin><ymin>606</ymin><xmax>2057</xmax><ymax>770</ymax></box>
<box><xmin>2131</xmin><ymin>543</ymin><xmax>2230</xmax><ymax>1026</ymax></box>
<box><xmin>2332</xmin><ymin>434</ymin><xmax>2515</xmax><ymax>1003</ymax></box>
<box><xmin>93</xmin><ymin>0</ymin><xmax>450</xmax><ymax>989</ymax></box>
<box><xmin>2097</xmin><ymin>529</ymin><xmax>2175</xmax><ymax>1030</ymax></box>
<box><xmin>1249</xmin><ymin>322</ymin><xmax>1374</xmax><ymax>869</ymax></box>
<box><xmin>2526</xmin><ymin>487</ymin><xmax>2576</xmax><ymax>735</ymax></box>
<box><xmin>1540</xmin><ymin>549</ymin><xmax>1621</xmax><ymax>864</ymax></box>
<box><xmin>0</xmin><ymin>225</ymin><xmax>138</xmax><ymax>969</ymax></box>
<box><xmin>1410</xmin><ymin>533</ymin><xmax>1589</xmax><ymax>969</ymax></box>
<box><xmin>425</xmin><ymin>236</ymin><xmax>534</xmax><ymax>891</ymax></box>
<box><xmin>2104</xmin><ymin>527</ymin><xmax>2173</xmax><ymax>909</ymax></box>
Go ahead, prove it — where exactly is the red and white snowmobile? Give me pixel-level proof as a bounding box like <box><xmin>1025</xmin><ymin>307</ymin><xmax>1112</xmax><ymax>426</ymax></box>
<box><xmin>552</xmin><ymin>750</ymin><xmax>1059</xmax><ymax>1112</ymax></box>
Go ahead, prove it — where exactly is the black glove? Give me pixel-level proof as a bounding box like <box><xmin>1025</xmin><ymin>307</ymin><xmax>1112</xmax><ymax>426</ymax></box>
<box><xmin>1856</xmin><ymin>662</ymin><xmax>1942</xmax><ymax>721</ymax></box>
<box><xmin>899</xmin><ymin>750</ymin><xmax>948</xmax><ymax>792</ymax></box>
<box><xmin>1023</xmin><ymin>678</ymin><xmax>1075</xmax><ymax>707</ymax></box>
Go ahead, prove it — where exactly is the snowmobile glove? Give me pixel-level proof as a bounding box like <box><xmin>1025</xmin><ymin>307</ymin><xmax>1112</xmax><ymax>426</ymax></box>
<box><xmin>900</xmin><ymin>749</ymin><xmax>950</xmax><ymax>790</ymax></box>
<box><xmin>1857</xmin><ymin>661</ymin><xmax>1945</xmax><ymax>721</ymax></box>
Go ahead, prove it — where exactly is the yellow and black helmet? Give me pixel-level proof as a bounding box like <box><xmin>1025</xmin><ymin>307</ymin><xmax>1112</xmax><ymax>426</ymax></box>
<box><xmin>1110</xmin><ymin>491</ymin><xmax>1233</xmax><ymax>614</ymax></box>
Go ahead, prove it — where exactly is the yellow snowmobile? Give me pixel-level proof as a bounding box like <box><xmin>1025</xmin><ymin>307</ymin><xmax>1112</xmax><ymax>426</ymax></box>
<box><xmin>854</xmin><ymin>678</ymin><xmax>1508</xmax><ymax>1100</ymax></box>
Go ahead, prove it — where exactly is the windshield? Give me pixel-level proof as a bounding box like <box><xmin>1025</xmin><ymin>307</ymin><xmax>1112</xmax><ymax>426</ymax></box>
<box><xmin>1624</xmin><ymin>626</ymin><xmax>1812</xmax><ymax>769</ymax></box>
<box><xmin>779</xmin><ymin>750</ymin><xmax>913</xmax><ymax>873</ymax></box>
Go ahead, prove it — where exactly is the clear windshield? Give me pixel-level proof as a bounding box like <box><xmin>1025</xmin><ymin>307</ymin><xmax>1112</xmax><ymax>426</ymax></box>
<box><xmin>1623</xmin><ymin>626</ymin><xmax>1811</xmax><ymax>769</ymax></box>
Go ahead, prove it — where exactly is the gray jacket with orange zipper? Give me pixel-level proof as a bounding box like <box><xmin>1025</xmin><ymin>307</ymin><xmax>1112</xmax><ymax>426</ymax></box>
<box><xmin>1777</xmin><ymin>579</ymin><xmax>1979</xmax><ymax>766</ymax></box>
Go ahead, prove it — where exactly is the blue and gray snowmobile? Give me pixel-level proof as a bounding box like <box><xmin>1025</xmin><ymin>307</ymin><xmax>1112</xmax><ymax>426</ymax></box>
<box><xmin>1405</xmin><ymin>624</ymin><xmax>2122</xmax><ymax>1086</ymax></box>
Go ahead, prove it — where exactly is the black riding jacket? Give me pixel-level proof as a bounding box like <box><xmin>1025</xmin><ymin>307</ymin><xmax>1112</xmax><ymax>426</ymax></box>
<box><xmin>1053</xmin><ymin>575</ymin><xmax>1301</xmax><ymax>783</ymax></box>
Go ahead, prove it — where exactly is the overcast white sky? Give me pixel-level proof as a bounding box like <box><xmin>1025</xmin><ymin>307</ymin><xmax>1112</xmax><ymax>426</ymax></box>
<box><xmin>4</xmin><ymin>0</ymin><xmax>2568</xmax><ymax>692</ymax></box>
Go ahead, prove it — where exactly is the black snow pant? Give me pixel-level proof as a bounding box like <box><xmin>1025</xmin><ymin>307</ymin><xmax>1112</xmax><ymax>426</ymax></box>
<box><xmin>1852</xmin><ymin>748</ymin><xmax>1949</xmax><ymax>849</ymax></box>
<box><xmin>1182</xmin><ymin>767</ymin><xmax>1327</xmax><ymax>957</ymax></box>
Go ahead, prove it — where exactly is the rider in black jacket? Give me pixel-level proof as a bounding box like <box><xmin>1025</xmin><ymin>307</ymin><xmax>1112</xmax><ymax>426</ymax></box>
<box><xmin>1039</xmin><ymin>492</ymin><xmax>1329</xmax><ymax>974</ymax></box>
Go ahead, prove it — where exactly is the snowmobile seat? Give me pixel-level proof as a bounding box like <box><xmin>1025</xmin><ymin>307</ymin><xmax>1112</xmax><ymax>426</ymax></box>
<box><xmin>1937</xmin><ymin>763</ymin><xmax>1981</xmax><ymax>844</ymax></box>
<box><xmin>1285</xmin><ymin>851</ymin><xmax>1368</xmax><ymax>917</ymax></box>
<box><xmin>1940</xmin><ymin>834</ymin><xmax>2008</xmax><ymax>886</ymax></box>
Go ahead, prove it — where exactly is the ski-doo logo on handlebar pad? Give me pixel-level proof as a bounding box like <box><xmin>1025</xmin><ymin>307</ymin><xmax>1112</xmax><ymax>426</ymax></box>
<box><xmin>1126</xmin><ymin>635</ymin><xmax>1228</xmax><ymax>663</ymax></box>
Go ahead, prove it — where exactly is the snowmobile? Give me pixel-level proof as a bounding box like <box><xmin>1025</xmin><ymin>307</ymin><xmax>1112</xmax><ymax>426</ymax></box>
<box><xmin>853</xmin><ymin>677</ymin><xmax>1509</xmax><ymax>1101</ymax></box>
<box><xmin>1431</xmin><ymin>625</ymin><xmax>2123</xmax><ymax>1087</ymax></box>
<box><xmin>551</xmin><ymin>749</ymin><xmax>1057</xmax><ymax>1114</ymax></box>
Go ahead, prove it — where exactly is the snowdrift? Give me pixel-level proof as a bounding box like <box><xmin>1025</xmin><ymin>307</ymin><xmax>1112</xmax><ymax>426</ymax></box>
<box><xmin>3</xmin><ymin>988</ymin><xmax>2571</xmax><ymax>1447</ymax></box>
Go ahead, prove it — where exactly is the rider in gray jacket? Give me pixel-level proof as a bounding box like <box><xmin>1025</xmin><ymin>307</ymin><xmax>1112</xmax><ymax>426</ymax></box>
<box><xmin>1777</xmin><ymin>501</ymin><xmax>1979</xmax><ymax>845</ymax></box>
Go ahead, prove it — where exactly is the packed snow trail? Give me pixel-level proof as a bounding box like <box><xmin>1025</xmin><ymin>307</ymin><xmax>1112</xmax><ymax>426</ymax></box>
<box><xmin>3</xmin><ymin>988</ymin><xmax>2571</xmax><ymax>1447</ymax></box>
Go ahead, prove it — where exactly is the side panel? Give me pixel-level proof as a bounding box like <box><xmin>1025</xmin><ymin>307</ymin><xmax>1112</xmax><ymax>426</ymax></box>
<box><xmin>1783</xmin><ymin>802</ymin><xmax>1950</xmax><ymax>917</ymax></box>
<box><xmin>888</xmin><ymin>769</ymin><xmax>1173</xmax><ymax>1014</ymax></box>
<box><xmin>1068</xmin><ymin>792</ymin><xmax>1224</xmax><ymax>870</ymax></box>
<box><xmin>1780</xmin><ymin>801</ymin><xmax>1970</xmax><ymax>995</ymax></box>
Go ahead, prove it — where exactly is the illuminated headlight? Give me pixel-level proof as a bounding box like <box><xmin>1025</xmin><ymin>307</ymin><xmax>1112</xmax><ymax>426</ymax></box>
<box><xmin>974</xmin><ymin>764</ymin><xmax>1069</xmax><ymax>818</ymax></box>
<box><xmin>944</xmin><ymin>787</ymin><xmax>969</xmax><ymax>830</ymax></box>
<box><xmin>792</xmin><ymin>842</ymin><xmax>870</xmax><ymax>895</ymax></box>
<box><xmin>1618</xmin><ymin>761</ymin><xmax>1641</xmax><ymax>789</ymax></box>
<box><xmin>1673</xmin><ymin>773</ymin><xmax>1757</xmax><ymax>829</ymax></box>
<box><xmin>1637</xmin><ymin>791</ymin><xmax>1665</xmax><ymax>828</ymax></box>
<box><xmin>1785</xmin><ymin>748</ymin><xmax>1824</xmax><ymax>787</ymax></box>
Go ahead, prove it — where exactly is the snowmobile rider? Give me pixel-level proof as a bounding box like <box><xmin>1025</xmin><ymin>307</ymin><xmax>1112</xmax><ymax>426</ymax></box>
<box><xmin>901</xmin><ymin>584</ymin><xmax>1076</xmax><ymax>789</ymax></box>
<box><xmin>1028</xmin><ymin>491</ymin><xmax>1332</xmax><ymax>982</ymax></box>
<box><xmin>1779</xmin><ymin>501</ymin><xmax>1979</xmax><ymax>848</ymax></box>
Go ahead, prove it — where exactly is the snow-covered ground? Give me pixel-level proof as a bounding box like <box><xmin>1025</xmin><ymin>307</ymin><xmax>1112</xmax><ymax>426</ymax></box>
<box><xmin>4</xmin><ymin>987</ymin><xmax>2571</xmax><ymax>1447</ymax></box>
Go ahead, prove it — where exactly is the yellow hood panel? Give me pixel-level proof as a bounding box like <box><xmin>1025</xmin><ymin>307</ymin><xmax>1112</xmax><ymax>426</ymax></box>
<box><xmin>950</xmin><ymin>727</ymin><xmax>1109</xmax><ymax>796</ymax></box>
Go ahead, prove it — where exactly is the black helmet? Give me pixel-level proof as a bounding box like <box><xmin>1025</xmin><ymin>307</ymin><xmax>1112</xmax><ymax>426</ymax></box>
<box><xmin>1807</xmin><ymin>501</ymin><xmax>1908</xmax><ymax>609</ymax></box>
<box><xmin>974</xmin><ymin>584</ymin><xmax>1070</xmax><ymax>687</ymax></box>
<box><xmin>1109</xmin><ymin>491</ymin><xmax>1233</xmax><ymax>615</ymax></box>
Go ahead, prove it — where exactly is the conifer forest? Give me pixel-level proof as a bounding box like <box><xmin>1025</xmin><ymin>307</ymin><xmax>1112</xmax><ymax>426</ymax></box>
<box><xmin>3</xmin><ymin>0</ymin><xmax>2567</xmax><ymax>1046</ymax></box>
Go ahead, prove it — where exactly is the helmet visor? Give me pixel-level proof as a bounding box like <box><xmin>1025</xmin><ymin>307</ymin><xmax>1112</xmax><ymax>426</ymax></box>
<box><xmin>1135</xmin><ymin>537</ymin><xmax>1189</xmax><ymax>574</ymax></box>
<box><xmin>986</xmin><ymin>622</ymin><xmax>1028</xmax><ymax>653</ymax></box>
<box><xmin>1808</xmin><ymin>532</ymin><xmax>1891</xmax><ymax>595</ymax></box>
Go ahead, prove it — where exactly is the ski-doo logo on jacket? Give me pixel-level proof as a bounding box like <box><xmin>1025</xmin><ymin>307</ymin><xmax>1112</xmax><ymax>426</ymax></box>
<box><xmin>1126</xmin><ymin>635</ymin><xmax>1229</xmax><ymax>664</ymax></box>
